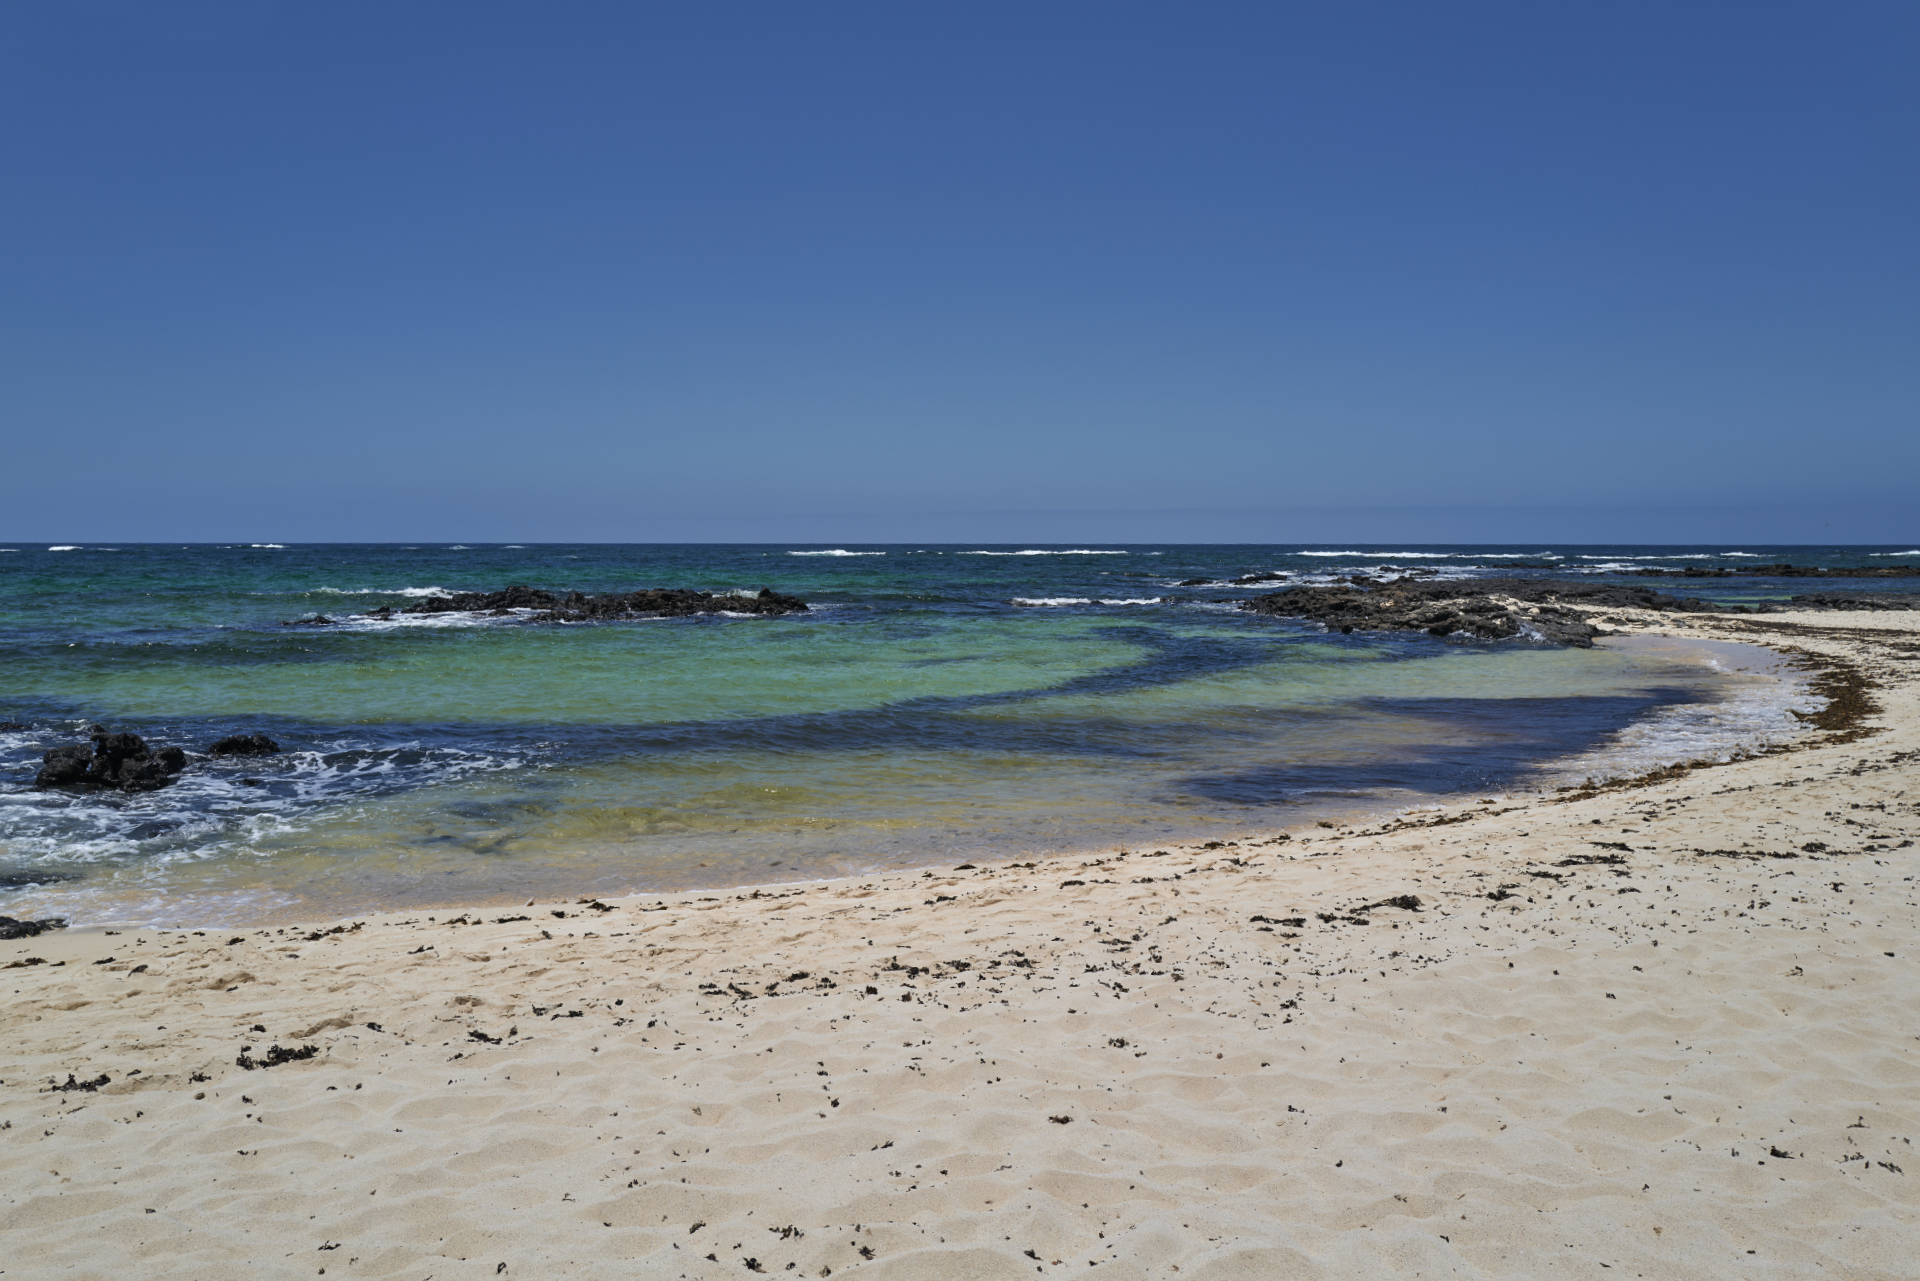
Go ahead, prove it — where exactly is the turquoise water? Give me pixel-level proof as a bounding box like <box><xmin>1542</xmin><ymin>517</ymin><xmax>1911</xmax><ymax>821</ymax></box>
<box><xmin>1</xmin><ymin>542</ymin><xmax>1885</xmax><ymax>925</ymax></box>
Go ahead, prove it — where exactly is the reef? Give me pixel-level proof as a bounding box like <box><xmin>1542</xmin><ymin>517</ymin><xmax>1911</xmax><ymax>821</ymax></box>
<box><xmin>1241</xmin><ymin>578</ymin><xmax>1726</xmax><ymax>647</ymax></box>
<box><xmin>286</xmin><ymin>585</ymin><xmax>809</xmax><ymax>626</ymax></box>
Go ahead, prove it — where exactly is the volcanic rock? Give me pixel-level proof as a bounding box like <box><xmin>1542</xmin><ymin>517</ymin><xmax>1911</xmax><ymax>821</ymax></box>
<box><xmin>34</xmin><ymin>730</ymin><xmax>189</xmax><ymax>792</ymax></box>
<box><xmin>1241</xmin><ymin>578</ymin><xmax>1727</xmax><ymax>647</ymax></box>
<box><xmin>1784</xmin><ymin>592</ymin><xmax>1920</xmax><ymax>611</ymax></box>
<box><xmin>207</xmin><ymin>733</ymin><xmax>282</xmax><ymax>757</ymax></box>
<box><xmin>0</xmin><ymin>915</ymin><xmax>68</xmax><ymax>940</ymax></box>
<box><xmin>397</xmin><ymin>585</ymin><xmax>810</xmax><ymax>623</ymax></box>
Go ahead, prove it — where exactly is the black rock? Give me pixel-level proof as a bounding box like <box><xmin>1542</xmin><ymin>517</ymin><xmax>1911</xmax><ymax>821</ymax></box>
<box><xmin>1782</xmin><ymin>592</ymin><xmax>1920</xmax><ymax>611</ymax></box>
<box><xmin>328</xmin><ymin>584</ymin><xmax>811</xmax><ymax>625</ymax></box>
<box><xmin>207</xmin><ymin>733</ymin><xmax>281</xmax><ymax>757</ymax></box>
<box><xmin>33</xmin><ymin>730</ymin><xmax>190</xmax><ymax>793</ymax></box>
<box><xmin>34</xmin><ymin>745</ymin><xmax>95</xmax><ymax>788</ymax></box>
<box><xmin>1241</xmin><ymin>578</ymin><xmax>1733</xmax><ymax>647</ymax></box>
<box><xmin>283</xmin><ymin>614</ymin><xmax>335</xmax><ymax>627</ymax></box>
<box><xmin>0</xmin><ymin>915</ymin><xmax>67</xmax><ymax>940</ymax></box>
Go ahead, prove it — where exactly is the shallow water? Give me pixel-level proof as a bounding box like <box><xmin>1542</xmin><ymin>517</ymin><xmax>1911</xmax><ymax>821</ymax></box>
<box><xmin>0</xmin><ymin>543</ymin><xmax>1857</xmax><ymax>925</ymax></box>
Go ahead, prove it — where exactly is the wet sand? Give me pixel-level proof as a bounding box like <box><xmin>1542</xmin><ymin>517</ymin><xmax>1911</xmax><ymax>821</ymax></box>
<box><xmin>3</xmin><ymin>608</ymin><xmax>1916</xmax><ymax>1279</ymax></box>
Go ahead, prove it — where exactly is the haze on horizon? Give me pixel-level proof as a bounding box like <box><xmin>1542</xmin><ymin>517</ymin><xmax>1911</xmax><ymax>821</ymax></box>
<box><xmin>3</xmin><ymin>3</ymin><xmax>1915</xmax><ymax>544</ymax></box>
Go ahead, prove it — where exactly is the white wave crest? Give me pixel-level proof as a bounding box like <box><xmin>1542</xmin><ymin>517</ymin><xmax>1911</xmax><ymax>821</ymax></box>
<box><xmin>308</xmin><ymin>586</ymin><xmax>455</xmax><ymax>597</ymax></box>
<box><xmin>963</xmin><ymin>549</ymin><xmax>1128</xmax><ymax>556</ymax></box>
<box><xmin>1871</xmin><ymin>550</ymin><xmax>1920</xmax><ymax>557</ymax></box>
<box><xmin>47</xmin><ymin>545</ymin><xmax>79</xmax><ymax>551</ymax></box>
<box><xmin>1295</xmin><ymin>550</ymin><xmax>1456</xmax><ymax>558</ymax></box>
<box><xmin>787</xmin><ymin>549</ymin><xmax>885</xmax><ymax>557</ymax></box>
<box><xmin>250</xmin><ymin>543</ymin><xmax>286</xmax><ymax>549</ymax></box>
<box><xmin>1011</xmin><ymin>596</ymin><xmax>1163</xmax><ymax>607</ymax></box>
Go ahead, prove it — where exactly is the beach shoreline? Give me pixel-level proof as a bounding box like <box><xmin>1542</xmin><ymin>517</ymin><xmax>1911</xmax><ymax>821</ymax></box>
<box><xmin>4</xmin><ymin>607</ymin><xmax>1916</xmax><ymax>1278</ymax></box>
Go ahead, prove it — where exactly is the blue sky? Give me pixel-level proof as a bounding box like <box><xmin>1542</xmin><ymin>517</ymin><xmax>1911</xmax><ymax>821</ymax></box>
<box><xmin>3</xmin><ymin>2</ymin><xmax>1915</xmax><ymax>542</ymax></box>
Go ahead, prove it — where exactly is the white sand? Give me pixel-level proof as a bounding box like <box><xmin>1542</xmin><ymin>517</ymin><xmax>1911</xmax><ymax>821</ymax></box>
<box><xmin>3</xmin><ymin>609</ymin><xmax>1916</xmax><ymax>1279</ymax></box>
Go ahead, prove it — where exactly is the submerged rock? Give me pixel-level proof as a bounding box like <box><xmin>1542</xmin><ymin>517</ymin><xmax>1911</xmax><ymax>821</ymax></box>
<box><xmin>207</xmin><ymin>732</ymin><xmax>281</xmax><ymax>757</ymax></box>
<box><xmin>34</xmin><ymin>729</ymin><xmax>189</xmax><ymax>792</ymax></box>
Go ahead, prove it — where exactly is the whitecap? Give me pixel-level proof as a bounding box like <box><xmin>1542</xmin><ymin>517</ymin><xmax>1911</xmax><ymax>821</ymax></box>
<box><xmin>1010</xmin><ymin>596</ymin><xmax>1159</xmax><ymax>606</ymax></box>
<box><xmin>250</xmin><ymin>543</ymin><xmax>287</xmax><ymax>549</ymax></box>
<box><xmin>307</xmin><ymin>586</ymin><xmax>454</xmax><ymax>598</ymax></box>
<box><xmin>47</xmin><ymin>545</ymin><xmax>80</xmax><ymax>551</ymax></box>
<box><xmin>788</xmin><ymin>549</ymin><xmax>886</xmax><ymax>557</ymax></box>
<box><xmin>1871</xmin><ymin>550</ymin><xmax>1920</xmax><ymax>557</ymax></box>
<box><xmin>1295</xmin><ymin>550</ymin><xmax>1456</xmax><ymax>558</ymax></box>
<box><xmin>963</xmin><ymin>549</ymin><xmax>1128</xmax><ymax>556</ymax></box>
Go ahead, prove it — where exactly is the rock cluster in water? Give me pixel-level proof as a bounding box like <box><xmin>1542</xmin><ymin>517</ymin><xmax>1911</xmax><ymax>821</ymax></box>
<box><xmin>32</xmin><ymin>728</ymin><xmax>283</xmax><ymax>792</ymax></box>
<box><xmin>286</xmin><ymin>585</ymin><xmax>809</xmax><ymax>626</ymax></box>
<box><xmin>35</xmin><ymin>730</ymin><xmax>188</xmax><ymax>792</ymax></box>
<box><xmin>1242</xmin><ymin>578</ymin><xmax>1724</xmax><ymax>647</ymax></box>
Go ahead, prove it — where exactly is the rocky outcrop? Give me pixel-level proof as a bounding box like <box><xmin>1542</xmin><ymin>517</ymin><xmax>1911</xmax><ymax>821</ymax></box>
<box><xmin>1784</xmin><ymin>592</ymin><xmax>1920</xmax><ymax>611</ymax></box>
<box><xmin>35</xmin><ymin>730</ymin><xmax>188</xmax><ymax>792</ymax></box>
<box><xmin>1241</xmin><ymin>579</ymin><xmax>1727</xmax><ymax>647</ymax></box>
<box><xmin>0</xmin><ymin>915</ymin><xmax>67</xmax><ymax>940</ymax></box>
<box><xmin>207</xmin><ymin>733</ymin><xmax>281</xmax><ymax>757</ymax></box>
<box><xmin>285</xmin><ymin>586</ymin><xmax>810</xmax><ymax>627</ymax></box>
<box><xmin>403</xmin><ymin>585</ymin><xmax>809</xmax><ymax>621</ymax></box>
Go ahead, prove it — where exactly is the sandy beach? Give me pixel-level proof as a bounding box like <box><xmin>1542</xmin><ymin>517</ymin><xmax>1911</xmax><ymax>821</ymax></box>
<box><xmin>4</xmin><ymin>607</ymin><xmax>1916</xmax><ymax>1280</ymax></box>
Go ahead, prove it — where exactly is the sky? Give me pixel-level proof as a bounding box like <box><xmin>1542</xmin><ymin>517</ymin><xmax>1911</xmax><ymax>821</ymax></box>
<box><xmin>2</xmin><ymin>2</ymin><xmax>1915</xmax><ymax>543</ymax></box>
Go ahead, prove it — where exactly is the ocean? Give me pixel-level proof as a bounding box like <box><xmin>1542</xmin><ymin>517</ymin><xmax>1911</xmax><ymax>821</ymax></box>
<box><xmin>3</xmin><ymin>542</ymin><xmax>1908</xmax><ymax>927</ymax></box>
